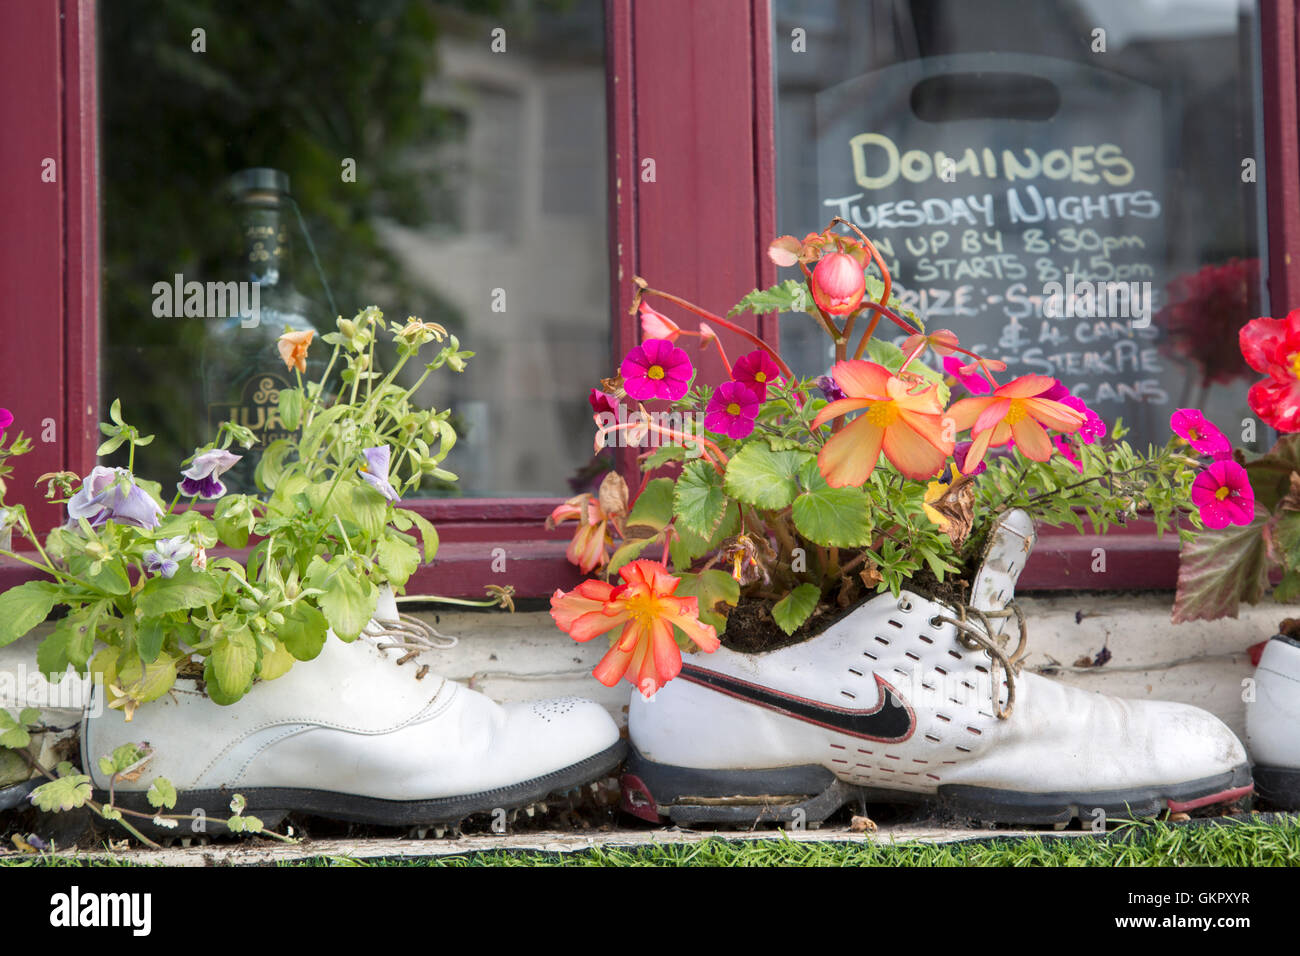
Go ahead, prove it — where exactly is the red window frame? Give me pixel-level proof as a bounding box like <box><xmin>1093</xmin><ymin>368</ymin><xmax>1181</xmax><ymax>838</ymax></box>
<box><xmin>2</xmin><ymin>0</ymin><xmax>1299</xmax><ymax>596</ymax></box>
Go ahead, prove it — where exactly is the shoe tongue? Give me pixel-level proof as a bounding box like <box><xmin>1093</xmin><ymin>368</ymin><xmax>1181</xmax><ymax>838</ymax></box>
<box><xmin>970</xmin><ymin>509</ymin><xmax>1034</xmax><ymax>638</ymax></box>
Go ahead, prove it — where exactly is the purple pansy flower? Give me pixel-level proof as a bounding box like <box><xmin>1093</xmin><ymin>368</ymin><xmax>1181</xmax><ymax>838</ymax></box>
<box><xmin>143</xmin><ymin>536</ymin><xmax>196</xmax><ymax>579</ymax></box>
<box><xmin>66</xmin><ymin>466</ymin><xmax>162</xmax><ymax>530</ymax></box>
<box><xmin>704</xmin><ymin>381</ymin><xmax>761</xmax><ymax>440</ymax></box>
<box><xmin>953</xmin><ymin>440</ymin><xmax>988</xmax><ymax>477</ymax></box>
<box><xmin>815</xmin><ymin>375</ymin><xmax>847</xmax><ymax>403</ymax></box>
<box><xmin>359</xmin><ymin>445</ymin><xmax>401</xmax><ymax>502</ymax></box>
<box><xmin>620</xmin><ymin>339</ymin><xmax>693</xmax><ymax>401</ymax></box>
<box><xmin>178</xmin><ymin>449</ymin><xmax>241</xmax><ymax>500</ymax></box>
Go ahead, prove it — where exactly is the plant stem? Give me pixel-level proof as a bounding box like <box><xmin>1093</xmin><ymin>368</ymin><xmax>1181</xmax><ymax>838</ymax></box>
<box><xmin>638</xmin><ymin>283</ymin><xmax>795</xmax><ymax>380</ymax></box>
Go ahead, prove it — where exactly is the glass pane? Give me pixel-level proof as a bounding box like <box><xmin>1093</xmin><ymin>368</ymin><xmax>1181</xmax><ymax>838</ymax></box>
<box><xmin>99</xmin><ymin>0</ymin><xmax>608</xmax><ymax>497</ymax></box>
<box><xmin>774</xmin><ymin>0</ymin><xmax>1268</xmax><ymax>448</ymax></box>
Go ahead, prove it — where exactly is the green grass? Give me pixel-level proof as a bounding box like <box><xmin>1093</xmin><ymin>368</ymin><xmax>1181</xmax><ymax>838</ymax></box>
<box><xmin>291</xmin><ymin>816</ymin><xmax>1300</xmax><ymax>867</ymax></box>
<box><xmin>5</xmin><ymin>817</ymin><xmax>1299</xmax><ymax>867</ymax></box>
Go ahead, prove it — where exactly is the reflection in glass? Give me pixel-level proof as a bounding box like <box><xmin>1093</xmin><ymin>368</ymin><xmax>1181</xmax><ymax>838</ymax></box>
<box><xmin>100</xmin><ymin>0</ymin><xmax>608</xmax><ymax>497</ymax></box>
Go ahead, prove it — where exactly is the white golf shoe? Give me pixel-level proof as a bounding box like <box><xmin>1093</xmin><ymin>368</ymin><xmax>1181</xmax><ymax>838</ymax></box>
<box><xmin>623</xmin><ymin>511</ymin><xmax>1252</xmax><ymax>827</ymax></box>
<box><xmin>1246</xmin><ymin>635</ymin><xmax>1300</xmax><ymax>808</ymax></box>
<box><xmin>82</xmin><ymin>589</ymin><xmax>624</xmax><ymax>833</ymax></box>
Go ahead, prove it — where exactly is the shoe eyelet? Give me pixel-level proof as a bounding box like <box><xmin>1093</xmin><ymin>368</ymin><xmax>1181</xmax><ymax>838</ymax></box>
<box><xmin>928</xmin><ymin>615</ymin><xmax>944</xmax><ymax>628</ymax></box>
<box><xmin>897</xmin><ymin>598</ymin><xmax>913</xmax><ymax>612</ymax></box>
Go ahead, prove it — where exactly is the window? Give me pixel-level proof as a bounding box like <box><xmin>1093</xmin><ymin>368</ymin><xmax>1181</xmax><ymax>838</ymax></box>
<box><xmin>772</xmin><ymin>0</ymin><xmax>1287</xmax><ymax>586</ymax></box>
<box><xmin>3</xmin><ymin>0</ymin><xmax>1298</xmax><ymax>595</ymax></box>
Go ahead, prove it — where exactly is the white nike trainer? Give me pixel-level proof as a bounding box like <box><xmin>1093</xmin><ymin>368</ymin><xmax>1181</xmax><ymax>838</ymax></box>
<box><xmin>82</xmin><ymin>588</ymin><xmax>624</xmax><ymax>834</ymax></box>
<box><xmin>1246</xmin><ymin>634</ymin><xmax>1300</xmax><ymax>808</ymax></box>
<box><xmin>623</xmin><ymin>510</ymin><xmax>1252</xmax><ymax>827</ymax></box>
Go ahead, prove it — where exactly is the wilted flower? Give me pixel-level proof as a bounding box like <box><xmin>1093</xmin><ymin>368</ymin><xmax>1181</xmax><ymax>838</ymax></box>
<box><xmin>396</xmin><ymin>316</ymin><xmax>448</xmax><ymax>345</ymax></box>
<box><xmin>1191</xmin><ymin>460</ymin><xmax>1255</xmax><ymax>529</ymax></box>
<box><xmin>620</xmin><ymin>339</ymin><xmax>693</xmax><ymax>401</ymax></box>
<box><xmin>276</xmin><ymin>329</ymin><xmax>314</xmax><ymax>374</ymax></box>
<box><xmin>143</xmin><ymin>536</ymin><xmax>196</xmax><ymax>579</ymax></box>
<box><xmin>66</xmin><ymin>466</ymin><xmax>162</xmax><ymax>530</ymax></box>
<box><xmin>178</xmin><ymin>449</ymin><xmax>241</xmax><ymax>499</ymax></box>
<box><xmin>810</xmin><ymin>252</ymin><xmax>866</xmax><ymax>315</ymax></box>
<box><xmin>550</xmin><ymin>560</ymin><xmax>719</xmax><ymax>695</ymax></box>
<box><xmin>358</xmin><ymin>445</ymin><xmax>401</xmax><ymax>502</ymax></box>
<box><xmin>814</xmin><ymin>375</ymin><xmax>847</xmax><ymax>403</ymax></box>
<box><xmin>704</xmin><ymin>381</ymin><xmax>760</xmax><ymax>440</ymax></box>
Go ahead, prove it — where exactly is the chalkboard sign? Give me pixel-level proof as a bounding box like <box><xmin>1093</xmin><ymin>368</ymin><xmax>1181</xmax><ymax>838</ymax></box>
<box><xmin>816</xmin><ymin>54</ymin><xmax>1169</xmax><ymax>438</ymax></box>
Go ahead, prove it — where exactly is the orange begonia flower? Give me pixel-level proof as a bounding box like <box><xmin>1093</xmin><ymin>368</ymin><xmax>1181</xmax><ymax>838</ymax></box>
<box><xmin>550</xmin><ymin>560</ymin><xmax>720</xmax><ymax>695</ymax></box>
<box><xmin>277</xmin><ymin>329</ymin><xmax>314</xmax><ymax>374</ymax></box>
<box><xmin>546</xmin><ymin>493</ymin><xmax>619</xmax><ymax>574</ymax></box>
<box><xmin>946</xmin><ymin>374</ymin><xmax>1085</xmax><ymax>471</ymax></box>
<box><xmin>811</xmin><ymin>360</ymin><xmax>954</xmax><ymax>485</ymax></box>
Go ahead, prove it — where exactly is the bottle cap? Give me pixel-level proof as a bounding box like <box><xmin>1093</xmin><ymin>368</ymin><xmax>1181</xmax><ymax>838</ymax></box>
<box><xmin>227</xmin><ymin>167</ymin><xmax>291</xmax><ymax>199</ymax></box>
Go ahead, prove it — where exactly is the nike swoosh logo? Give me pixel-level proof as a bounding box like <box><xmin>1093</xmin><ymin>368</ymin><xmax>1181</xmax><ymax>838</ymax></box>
<box><xmin>678</xmin><ymin>664</ymin><xmax>916</xmax><ymax>743</ymax></box>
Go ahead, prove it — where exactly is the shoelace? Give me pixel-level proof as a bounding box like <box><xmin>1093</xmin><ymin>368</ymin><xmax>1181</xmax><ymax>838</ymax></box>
<box><xmin>364</xmin><ymin>613</ymin><xmax>459</xmax><ymax>678</ymax></box>
<box><xmin>933</xmin><ymin>600</ymin><xmax>1027</xmax><ymax>720</ymax></box>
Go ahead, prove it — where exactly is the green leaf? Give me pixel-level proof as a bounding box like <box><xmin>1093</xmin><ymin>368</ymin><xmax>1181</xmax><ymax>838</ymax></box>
<box><xmin>607</xmin><ymin>535</ymin><xmax>656</xmax><ymax>577</ymax></box>
<box><xmin>402</xmin><ymin>510</ymin><xmax>440</xmax><ymax>562</ymax></box>
<box><xmin>254</xmin><ymin>438</ymin><xmax>294</xmax><ymax>493</ymax></box>
<box><xmin>136</xmin><ymin>618</ymin><xmax>166</xmax><ymax>666</ymax></box>
<box><xmin>0</xmin><ymin>709</ymin><xmax>32</xmax><ymax>749</ymax></box>
<box><xmin>674</xmin><ymin>461</ymin><xmax>730</xmax><ymax>539</ymax></box>
<box><xmin>36</xmin><ymin>624</ymin><xmax>72</xmax><ymax>680</ymax></box>
<box><xmin>138</xmin><ymin>566</ymin><xmax>222</xmax><ymax>617</ymax></box>
<box><xmin>724</xmin><ymin>443</ymin><xmax>812</xmax><ymax>510</ymax></box>
<box><xmin>279</xmin><ymin>601</ymin><xmax>329</xmax><ymax>662</ymax></box>
<box><xmin>772</xmin><ymin>583</ymin><xmax>822</xmax><ymax>636</ymax></box>
<box><xmin>0</xmin><ymin>581</ymin><xmax>59</xmax><ymax>648</ymax></box>
<box><xmin>626</xmin><ymin>478</ymin><xmax>676</xmax><ymax>535</ymax></box>
<box><xmin>307</xmin><ymin>558</ymin><xmax>377</xmax><ymax>641</ymax></box>
<box><xmin>210</xmin><ymin>626</ymin><xmax>257</xmax><ymax>699</ymax></box>
<box><xmin>673</xmin><ymin>569</ymin><xmax>740</xmax><ymax>634</ymax></box>
<box><xmin>641</xmin><ymin>444</ymin><xmax>688</xmax><ymax>470</ymax></box>
<box><xmin>1172</xmin><ymin>504</ymin><xmax>1271</xmax><ymax>623</ymax></box>
<box><xmin>376</xmin><ymin>531</ymin><xmax>421</xmax><ymax>587</ymax></box>
<box><xmin>29</xmin><ymin>774</ymin><xmax>93</xmax><ymax>812</ymax></box>
<box><xmin>147</xmin><ymin>777</ymin><xmax>177</xmax><ymax>810</ymax></box>
<box><xmin>791</xmin><ymin>467</ymin><xmax>874</xmax><ymax>548</ymax></box>
<box><xmin>669</xmin><ymin>501</ymin><xmax>740</xmax><ymax>570</ymax></box>
<box><xmin>213</xmin><ymin>496</ymin><xmax>255</xmax><ymax>549</ymax></box>
<box><xmin>728</xmin><ymin>279</ymin><xmax>811</xmax><ymax>317</ymax></box>
<box><xmin>99</xmin><ymin>743</ymin><xmax>147</xmax><ymax>778</ymax></box>
<box><xmin>278</xmin><ymin>388</ymin><xmax>304</xmax><ymax>431</ymax></box>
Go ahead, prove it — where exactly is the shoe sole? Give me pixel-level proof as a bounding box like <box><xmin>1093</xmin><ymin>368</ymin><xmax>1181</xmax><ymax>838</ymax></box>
<box><xmin>621</xmin><ymin>745</ymin><xmax>1254</xmax><ymax>827</ymax></box>
<box><xmin>98</xmin><ymin>740</ymin><xmax>627</xmax><ymax>839</ymax></box>
<box><xmin>1254</xmin><ymin>765</ymin><xmax>1300</xmax><ymax>809</ymax></box>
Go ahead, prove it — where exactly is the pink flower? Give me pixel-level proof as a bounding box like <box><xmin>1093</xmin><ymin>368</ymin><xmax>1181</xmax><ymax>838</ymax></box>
<box><xmin>1170</xmin><ymin>409</ymin><xmax>1231</xmax><ymax>459</ymax></box>
<box><xmin>1190</xmin><ymin>460</ymin><xmax>1255</xmax><ymax>529</ymax></box>
<box><xmin>1060</xmin><ymin>395</ymin><xmax>1106</xmax><ymax>445</ymax></box>
<box><xmin>943</xmin><ymin>356</ymin><xmax>993</xmax><ymax>395</ymax></box>
<box><xmin>1053</xmin><ymin>435</ymin><xmax>1083</xmax><ymax>472</ymax></box>
<box><xmin>621</xmin><ymin>339</ymin><xmax>693</xmax><ymax>401</ymax></box>
<box><xmin>639</xmin><ymin>303</ymin><xmax>681</xmax><ymax>342</ymax></box>
<box><xmin>731</xmin><ymin>350</ymin><xmax>781</xmax><ymax>400</ymax></box>
<box><xmin>953</xmin><ymin>440</ymin><xmax>987</xmax><ymax>477</ymax></box>
<box><xmin>811</xmin><ymin>252</ymin><xmax>866</xmax><ymax>315</ymax></box>
<box><xmin>0</xmin><ymin>408</ymin><xmax>12</xmax><ymax>439</ymax></box>
<box><xmin>705</xmin><ymin>382</ymin><xmax>760</xmax><ymax>439</ymax></box>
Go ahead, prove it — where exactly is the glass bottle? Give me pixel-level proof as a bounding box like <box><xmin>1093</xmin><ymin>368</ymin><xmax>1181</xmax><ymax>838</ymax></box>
<box><xmin>201</xmin><ymin>167</ymin><xmax>325</xmax><ymax>492</ymax></box>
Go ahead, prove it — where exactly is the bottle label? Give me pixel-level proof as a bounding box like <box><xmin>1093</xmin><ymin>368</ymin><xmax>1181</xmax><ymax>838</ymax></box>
<box><xmin>207</xmin><ymin>371</ymin><xmax>294</xmax><ymax>447</ymax></box>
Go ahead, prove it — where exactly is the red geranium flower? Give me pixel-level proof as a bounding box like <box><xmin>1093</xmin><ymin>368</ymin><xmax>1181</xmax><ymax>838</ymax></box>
<box><xmin>1240</xmin><ymin>310</ymin><xmax>1300</xmax><ymax>432</ymax></box>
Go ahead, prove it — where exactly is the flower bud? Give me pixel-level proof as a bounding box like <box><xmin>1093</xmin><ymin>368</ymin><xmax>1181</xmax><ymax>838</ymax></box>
<box><xmin>337</xmin><ymin>317</ymin><xmax>357</xmax><ymax>340</ymax></box>
<box><xmin>811</xmin><ymin>252</ymin><xmax>866</xmax><ymax>315</ymax></box>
